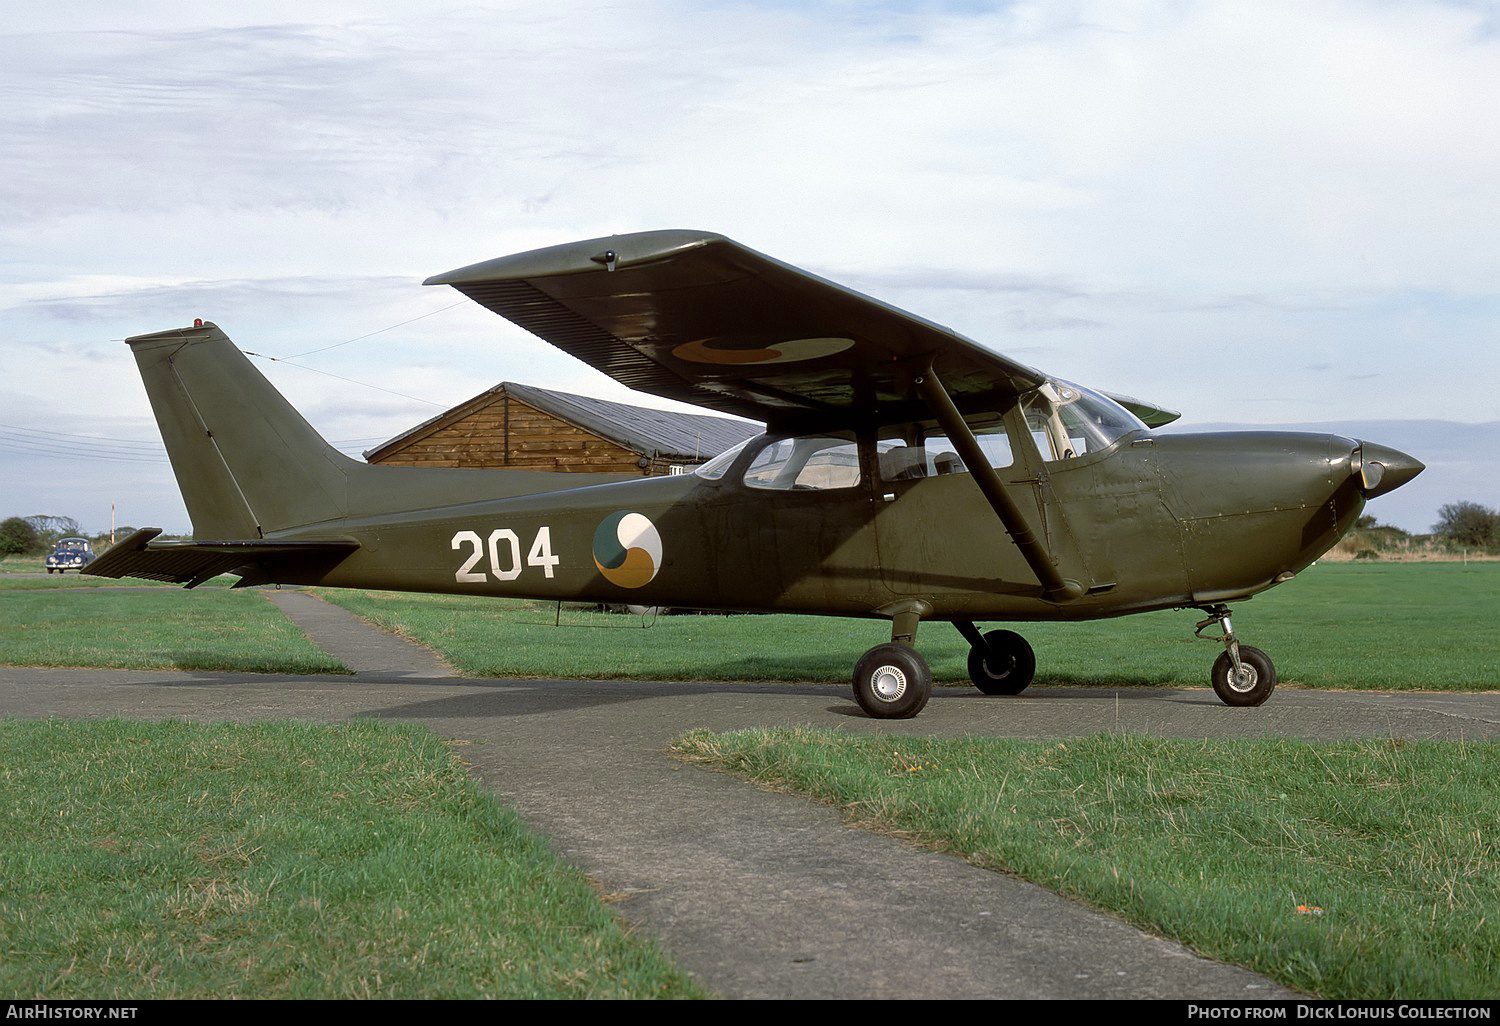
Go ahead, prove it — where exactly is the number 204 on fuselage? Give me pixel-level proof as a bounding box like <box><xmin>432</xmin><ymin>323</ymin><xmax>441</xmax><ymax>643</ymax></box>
<box><xmin>87</xmin><ymin>230</ymin><xmax>1423</xmax><ymax>718</ymax></box>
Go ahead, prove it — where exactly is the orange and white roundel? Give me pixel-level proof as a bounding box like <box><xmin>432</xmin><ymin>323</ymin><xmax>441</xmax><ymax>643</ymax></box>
<box><xmin>672</xmin><ymin>336</ymin><xmax>854</xmax><ymax>365</ymax></box>
<box><xmin>592</xmin><ymin>512</ymin><xmax>663</xmax><ymax>589</ymax></box>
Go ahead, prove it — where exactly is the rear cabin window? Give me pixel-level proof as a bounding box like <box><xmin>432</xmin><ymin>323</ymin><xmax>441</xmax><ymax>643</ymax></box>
<box><xmin>877</xmin><ymin>418</ymin><xmax>1014</xmax><ymax>482</ymax></box>
<box><xmin>743</xmin><ymin>433</ymin><xmax>861</xmax><ymax>490</ymax></box>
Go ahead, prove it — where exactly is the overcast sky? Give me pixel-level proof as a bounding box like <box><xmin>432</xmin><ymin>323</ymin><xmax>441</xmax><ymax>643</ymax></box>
<box><xmin>3</xmin><ymin>0</ymin><xmax>1497</xmax><ymax>535</ymax></box>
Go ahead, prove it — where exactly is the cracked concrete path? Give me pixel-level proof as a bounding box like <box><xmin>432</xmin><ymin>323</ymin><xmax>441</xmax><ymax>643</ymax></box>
<box><xmin>262</xmin><ymin>589</ymin><xmax>455</xmax><ymax>679</ymax></box>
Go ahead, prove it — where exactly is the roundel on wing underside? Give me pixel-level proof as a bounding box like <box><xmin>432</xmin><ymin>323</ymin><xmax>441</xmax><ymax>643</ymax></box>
<box><xmin>592</xmin><ymin>511</ymin><xmax>663</xmax><ymax>589</ymax></box>
<box><xmin>672</xmin><ymin>336</ymin><xmax>855</xmax><ymax>365</ymax></box>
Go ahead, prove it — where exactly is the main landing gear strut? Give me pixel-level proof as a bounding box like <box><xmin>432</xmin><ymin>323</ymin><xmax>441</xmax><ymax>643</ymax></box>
<box><xmin>851</xmin><ymin>362</ymin><xmax>1076</xmax><ymax>718</ymax></box>
<box><xmin>1195</xmin><ymin>604</ymin><xmax>1277</xmax><ymax>706</ymax></box>
<box><xmin>851</xmin><ymin>608</ymin><xmax>933</xmax><ymax>719</ymax></box>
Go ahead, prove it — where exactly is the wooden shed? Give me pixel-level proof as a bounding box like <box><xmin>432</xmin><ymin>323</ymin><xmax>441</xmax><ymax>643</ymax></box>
<box><xmin>363</xmin><ymin>381</ymin><xmax>761</xmax><ymax>476</ymax></box>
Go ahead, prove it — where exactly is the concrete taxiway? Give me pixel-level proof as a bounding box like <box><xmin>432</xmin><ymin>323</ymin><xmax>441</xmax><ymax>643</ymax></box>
<box><xmin>4</xmin><ymin>591</ymin><xmax>1496</xmax><ymax>998</ymax></box>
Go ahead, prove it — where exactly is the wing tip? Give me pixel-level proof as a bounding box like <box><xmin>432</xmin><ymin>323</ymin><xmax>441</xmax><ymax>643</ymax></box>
<box><xmin>424</xmin><ymin>229</ymin><xmax>728</xmax><ymax>286</ymax></box>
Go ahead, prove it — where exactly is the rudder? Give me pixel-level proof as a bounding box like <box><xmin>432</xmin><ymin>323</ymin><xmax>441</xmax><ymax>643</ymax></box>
<box><xmin>128</xmin><ymin>323</ymin><xmax>353</xmax><ymax>538</ymax></box>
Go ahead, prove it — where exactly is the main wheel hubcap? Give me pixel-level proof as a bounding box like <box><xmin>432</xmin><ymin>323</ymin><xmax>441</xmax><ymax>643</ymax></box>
<box><xmin>871</xmin><ymin>665</ymin><xmax>908</xmax><ymax>702</ymax></box>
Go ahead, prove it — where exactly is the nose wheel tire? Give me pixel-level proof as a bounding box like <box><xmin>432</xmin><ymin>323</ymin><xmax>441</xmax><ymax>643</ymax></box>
<box><xmin>1210</xmin><ymin>645</ymin><xmax>1276</xmax><ymax>707</ymax></box>
<box><xmin>966</xmin><ymin>629</ymin><xmax>1035</xmax><ymax>695</ymax></box>
<box><xmin>853</xmin><ymin>643</ymin><xmax>932</xmax><ymax>719</ymax></box>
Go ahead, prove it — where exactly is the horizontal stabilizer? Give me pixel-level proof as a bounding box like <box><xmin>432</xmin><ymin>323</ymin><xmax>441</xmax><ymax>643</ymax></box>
<box><xmin>85</xmin><ymin>528</ymin><xmax>359</xmax><ymax>588</ymax></box>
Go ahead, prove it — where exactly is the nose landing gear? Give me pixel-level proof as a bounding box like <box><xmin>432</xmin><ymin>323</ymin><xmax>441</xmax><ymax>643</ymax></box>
<box><xmin>955</xmin><ymin>620</ymin><xmax>1035</xmax><ymax>695</ymax></box>
<box><xmin>1195</xmin><ymin>604</ymin><xmax>1277</xmax><ymax>706</ymax></box>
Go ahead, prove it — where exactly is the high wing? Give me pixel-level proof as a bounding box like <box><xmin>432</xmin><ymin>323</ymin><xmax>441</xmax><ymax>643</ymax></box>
<box><xmin>427</xmin><ymin>230</ymin><xmax>1074</xmax><ymax>427</ymax></box>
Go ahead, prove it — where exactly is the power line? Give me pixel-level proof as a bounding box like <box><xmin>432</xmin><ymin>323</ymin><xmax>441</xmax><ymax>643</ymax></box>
<box><xmin>1</xmin><ymin>426</ymin><xmax>381</xmax><ymax>465</ymax></box>
<box><xmin>283</xmin><ymin>300</ymin><xmax>471</xmax><ymax>360</ymax></box>
<box><xmin>0</xmin><ymin>435</ymin><xmax>169</xmax><ymax>465</ymax></box>
<box><xmin>0</xmin><ymin>423</ymin><xmax>165</xmax><ymax>451</ymax></box>
<box><xmin>242</xmin><ymin>353</ymin><xmax>449</xmax><ymax>408</ymax></box>
<box><xmin>7</xmin><ymin>300</ymin><xmax>466</xmax><ymax>465</ymax></box>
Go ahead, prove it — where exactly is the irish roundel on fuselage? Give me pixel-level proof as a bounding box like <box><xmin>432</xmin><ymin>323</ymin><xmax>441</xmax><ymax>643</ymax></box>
<box><xmin>592</xmin><ymin>511</ymin><xmax>663</xmax><ymax>589</ymax></box>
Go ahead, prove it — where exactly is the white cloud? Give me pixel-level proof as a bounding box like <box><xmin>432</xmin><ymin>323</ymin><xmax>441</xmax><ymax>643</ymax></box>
<box><xmin>3</xmin><ymin>0</ymin><xmax>1497</xmax><ymax>531</ymax></box>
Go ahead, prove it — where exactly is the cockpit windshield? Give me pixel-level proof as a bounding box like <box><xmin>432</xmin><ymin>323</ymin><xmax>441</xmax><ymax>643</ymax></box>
<box><xmin>1022</xmin><ymin>380</ymin><xmax>1146</xmax><ymax>462</ymax></box>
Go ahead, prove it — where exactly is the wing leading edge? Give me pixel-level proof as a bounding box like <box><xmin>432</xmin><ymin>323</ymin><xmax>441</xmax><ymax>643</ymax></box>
<box><xmin>425</xmin><ymin>230</ymin><xmax>1053</xmax><ymax>427</ymax></box>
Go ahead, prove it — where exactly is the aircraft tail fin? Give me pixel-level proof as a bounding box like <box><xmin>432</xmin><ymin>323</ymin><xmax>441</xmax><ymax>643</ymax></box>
<box><xmin>127</xmin><ymin>322</ymin><xmax>356</xmax><ymax>538</ymax></box>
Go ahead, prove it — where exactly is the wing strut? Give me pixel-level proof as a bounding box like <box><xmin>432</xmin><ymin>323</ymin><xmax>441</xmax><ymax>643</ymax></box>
<box><xmin>915</xmin><ymin>366</ymin><xmax>1084</xmax><ymax>602</ymax></box>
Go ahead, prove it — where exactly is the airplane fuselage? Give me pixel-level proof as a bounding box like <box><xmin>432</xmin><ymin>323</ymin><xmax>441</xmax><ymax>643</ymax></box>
<box><xmin>290</xmin><ymin>426</ymin><xmax>1382</xmax><ymax>624</ymax></box>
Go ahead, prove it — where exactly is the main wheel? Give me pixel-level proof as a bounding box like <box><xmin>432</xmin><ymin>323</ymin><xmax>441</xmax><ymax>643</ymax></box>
<box><xmin>852</xmin><ymin>643</ymin><xmax>932</xmax><ymax>719</ymax></box>
<box><xmin>1211</xmin><ymin>645</ymin><xmax>1276</xmax><ymax>706</ymax></box>
<box><xmin>967</xmin><ymin>629</ymin><xmax>1035</xmax><ymax>695</ymax></box>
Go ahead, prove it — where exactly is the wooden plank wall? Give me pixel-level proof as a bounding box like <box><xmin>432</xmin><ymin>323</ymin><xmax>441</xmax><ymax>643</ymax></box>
<box><xmin>370</xmin><ymin>395</ymin><xmax>668</xmax><ymax>475</ymax></box>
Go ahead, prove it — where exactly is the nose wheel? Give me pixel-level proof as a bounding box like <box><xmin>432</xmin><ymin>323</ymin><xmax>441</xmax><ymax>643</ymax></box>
<box><xmin>955</xmin><ymin>621</ymin><xmax>1035</xmax><ymax>695</ymax></box>
<box><xmin>1196</xmin><ymin>605</ymin><xmax>1277</xmax><ymax>706</ymax></box>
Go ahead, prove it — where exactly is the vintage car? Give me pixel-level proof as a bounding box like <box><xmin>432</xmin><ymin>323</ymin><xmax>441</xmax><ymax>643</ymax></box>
<box><xmin>45</xmin><ymin>537</ymin><xmax>96</xmax><ymax>573</ymax></box>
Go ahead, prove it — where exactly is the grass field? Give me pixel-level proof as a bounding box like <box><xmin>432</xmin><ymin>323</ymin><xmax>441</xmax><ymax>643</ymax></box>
<box><xmin>675</xmin><ymin>727</ymin><xmax>1500</xmax><ymax>999</ymax></box>
<box><xmin>0</xmin><ymin>718</ymin><xmax>703</xmax><ymax>999</ymax></box>
<box><xmin>0</xmin><ymin>589</ymin><xmax>347</xmax><ymax>674</ymax></box>
<box><xmin>2</xmin><ymin>564</ymin><xmax>1495</xmax><ymax>999</ymax></box>
<box><xmin>318</xmin><ymin>562</ymin><xmax>1500</xmax><ymax>690</ymax></box>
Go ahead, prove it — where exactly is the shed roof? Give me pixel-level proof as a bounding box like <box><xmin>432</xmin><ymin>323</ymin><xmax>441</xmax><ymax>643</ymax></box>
<box><xmin>364</xmin><ymin>381</ymin><xmax>761</xmax><ymax>464</ymax></box>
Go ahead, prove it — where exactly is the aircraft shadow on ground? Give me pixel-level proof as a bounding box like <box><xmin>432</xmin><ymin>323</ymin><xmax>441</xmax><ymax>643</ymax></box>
<box><xmin>95</xmin><ymin>665</ymin><xmax>1216</xmax><ymax>722</ymax></box>
<box><xmin>355</xmin><ymin>677</ymin><xmax>1224</xmax><ymax>722</ymax></box>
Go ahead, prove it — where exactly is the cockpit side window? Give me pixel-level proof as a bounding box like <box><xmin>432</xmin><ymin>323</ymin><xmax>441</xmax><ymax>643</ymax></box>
<box><xmin>743</xmin><ymin>432</ymin><xmax>862</xmax><ymax>490</ymax></box>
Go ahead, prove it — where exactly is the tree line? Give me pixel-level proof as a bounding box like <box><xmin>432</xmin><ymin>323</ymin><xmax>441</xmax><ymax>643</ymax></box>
<box><xmin>0</xmin><ymin>515</ymin><xmax>142</xmax><ymax>557</ymax></box>
<box><xmin>1432</xmin><ymin>502</ymin><xmax>1500</xmax><ymax>550</ymax></box>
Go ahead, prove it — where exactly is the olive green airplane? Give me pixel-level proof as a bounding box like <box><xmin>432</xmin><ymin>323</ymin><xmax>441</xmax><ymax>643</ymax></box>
<box><xmin>88</xmin><ymin>230</ymin><xmax>1423</xmax><ymax>718</ymax></box>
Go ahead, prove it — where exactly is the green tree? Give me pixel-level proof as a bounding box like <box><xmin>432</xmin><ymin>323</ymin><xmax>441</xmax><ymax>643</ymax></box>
<box><xmin>25</xmin><ymin>514</ymin><xmax>82</xmax><ymax>548</ymax></box>
<box><xmin>0</xmin><ymin>517</ymin><xmax>40</xmax><ymax>557</ymax></box>
<box><xmin>1433</xmin><ymin>502</ymin><xmax>1500</xmax><ymax>549</ymax></box>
